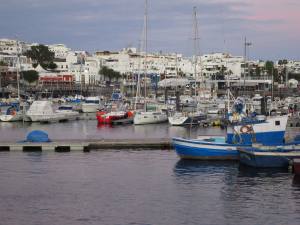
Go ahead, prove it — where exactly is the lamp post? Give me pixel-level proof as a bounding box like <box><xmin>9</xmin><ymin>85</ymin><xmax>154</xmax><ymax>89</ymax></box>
<box><xmin>243</xmin><ymin>37</ymin><xmax>252</xmax><ymax>96</ymax></box>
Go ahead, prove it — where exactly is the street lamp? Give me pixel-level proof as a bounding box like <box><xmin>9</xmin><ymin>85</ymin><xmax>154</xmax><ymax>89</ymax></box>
<box><xmin>243</xmin><ymin>37</ymin><xmax>252</xmax><ymax>95</ymax></box>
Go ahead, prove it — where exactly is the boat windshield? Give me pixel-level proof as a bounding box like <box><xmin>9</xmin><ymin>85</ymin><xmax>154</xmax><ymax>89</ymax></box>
<box><xmin>85</xmin><ymin>100</ymin><xmax>100</xmax><ymax>104</ymax></box>
<box><xmin>58</xmin><ymin>106</ymin><xmax>73</xmax><ymax>110</ymax></box>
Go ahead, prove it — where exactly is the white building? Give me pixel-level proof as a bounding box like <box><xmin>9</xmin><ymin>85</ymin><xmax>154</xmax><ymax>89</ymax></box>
<box><xmin>48</xmin><ymin>44</ymin><xmax>71</xmax><ymax>59</ymax></box>
<box><xmin>0</xmin><ymin>38</ymin><xmax>31</xmax><ymax>55</ymax></box>
<box><xmin>0</xmin><ymin>54</ymin><xmax>33</xmax><ymax>72</ymax></box>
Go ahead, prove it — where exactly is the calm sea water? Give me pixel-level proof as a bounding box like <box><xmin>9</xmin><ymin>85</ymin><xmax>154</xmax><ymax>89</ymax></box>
<box><xmin>0</xmin><ymin>120</ymin><xmax>225</xmax><ymax>142</ymax></box>
<box><xmin>0</xmin><ymin>150</ymin><xmax>300</xmax><ymax>225</ymax></box>
<box><xmin>1</xmin><ymin>121</ymin><xmax>300</xmax><ymax>224</ymax></box>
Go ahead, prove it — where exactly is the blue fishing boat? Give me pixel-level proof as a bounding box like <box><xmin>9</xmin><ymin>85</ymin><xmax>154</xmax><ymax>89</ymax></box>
<box><xmin>238</xmin><ymin>143</ymin><xmax>300</xmax><ymax>168</ymax></box>
<box><xmin>173</xmin><ymin>136</ymin><xmax>244</xmax><ymax>160</ymax></box>
<box><xmin>172</xmin><ymin>98</ymin><xmax>289</xmax><ymax>160</ymax></box>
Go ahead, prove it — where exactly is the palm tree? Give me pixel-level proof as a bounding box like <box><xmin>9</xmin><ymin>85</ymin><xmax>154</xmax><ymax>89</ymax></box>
<box><xmin>99</xmin><ymin>66</ymin><xmax>121</xmax><ymax>86</ymax></box>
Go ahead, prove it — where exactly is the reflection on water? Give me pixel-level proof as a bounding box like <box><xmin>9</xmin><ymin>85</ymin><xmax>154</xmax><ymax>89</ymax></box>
<box><xmin>292</xmin><ymin>175</ymin><xmax>300</xmax><ymax>187</ymax></box>
<box><xmin>173</xmin><ymin>158</ymin><xmax>300</xmax><ymax>224</ymax></box>
<box><xmin>174</xmin><ymin>159</ymin><xmax>237</xmax><ymax>176</ymax></box>
<box><xmin>1</xmin><ymin>151</ymin><xmax>300</xmax><ymax>224</ymax></box>
<box><xmin>238</xmin><ymin>164</ymin><xmax>290</xmax><ymax>178</ymax></box>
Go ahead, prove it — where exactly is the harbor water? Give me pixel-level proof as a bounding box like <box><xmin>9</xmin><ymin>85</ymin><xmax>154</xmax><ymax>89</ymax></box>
<box><xmin>0</xmin><ymin>120</ymin><xmax>225</xmax><ymax>142</ymax></box>
<box><xmin>1</xmin><ymin>150</ymin><xmax>300</xmax><ymax>225</ymax></box>
<box><xmin>1</xmin><ymin>121</ymin><xmax>300</xmax><ymax>224</ymax></box>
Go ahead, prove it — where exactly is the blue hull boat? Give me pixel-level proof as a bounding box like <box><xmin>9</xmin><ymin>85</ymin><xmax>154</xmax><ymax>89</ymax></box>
<box><xmin>172</xmin><ymin>114</ymin><xmax>289</xmax><ymax>160</ymax></box>
<box><xmin>238</xmin><ymin>143</ymin><xmax>300</xmax><ymax>168</ymax></box>
<box><xmin>173</xmin><ymin>136</ymin><xmax>245</xmax><ymax>160</ymax></box>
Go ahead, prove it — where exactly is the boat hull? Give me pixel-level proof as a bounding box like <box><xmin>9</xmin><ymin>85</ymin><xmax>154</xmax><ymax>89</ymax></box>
<box><xmin>239</xmin><ymin>146</ymin><xmax>300</xmax><ymax>168</ymax></box>
<box><xmin>134</xmin><ymin>112</ymin><xmax>168</xmax><ymax>125</ymax></box>
<box><xmin>56</xmin><ymin>111</ymin><xmax>80</xmax><ymax>121</ymax></box>
<box><xmin>172</xmin><ymin>137</ymin><xmax>242</xmax><ymax>160</ymax></box>
<box><xmin>97</xmin><ymin>111</ymin><xmax>133</xmax><ymax>124</ymax></box>
<box><xmin>168</xmin><ymin>114</ymin><xmax>206</xmax><ymax>126</ymax></box>
<box><xmin>0</xmin><ymin>114</ymin><xmax>23</xmax><ymax>122</ymax></box>
<box><xmin>81</xmin><ymin>104</ymin><xmax>100</xmax><ymax>113</ymax></box>
<box><xmin>28</xmin><ymin>114</ymin><xmax>66</xmax><ymax>122</ymax></box>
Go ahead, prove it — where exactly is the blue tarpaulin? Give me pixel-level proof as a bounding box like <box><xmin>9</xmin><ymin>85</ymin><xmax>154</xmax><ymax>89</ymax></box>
<box><xmin>26</xmin><ymin>130</ymin><xmax>51</xmax><ymax>143</ymax></box>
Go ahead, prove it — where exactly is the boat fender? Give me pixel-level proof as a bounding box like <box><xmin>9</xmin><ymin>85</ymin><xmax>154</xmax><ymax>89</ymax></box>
<box><xmin>232</xmin><ymin>128</ymin><xmax>242</xmax><ymax>144</ymax></box>
<box><xmin>232</xmin><ymin>113</ymin><xmax>239</xmax><ymax>121</ymax></box>
<box><xmin>240</xmin><ymin>125</ymin><xmax>251</xmax><ymax>134</ymax></box>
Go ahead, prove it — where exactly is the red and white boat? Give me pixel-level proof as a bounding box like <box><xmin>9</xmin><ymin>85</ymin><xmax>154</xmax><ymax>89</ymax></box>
<box><xmin>96</xmin><ymin>111</ymin><xmax>134</xmax><ymax>124</ymax></box>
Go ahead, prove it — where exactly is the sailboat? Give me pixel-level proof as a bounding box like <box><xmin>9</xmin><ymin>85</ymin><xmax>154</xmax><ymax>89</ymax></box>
<box><xmin>0</xmin><ymin>104</ymin><xmax>25</xmax><ymax>122</ymax></box>
<box><xmin>133</xmin><ymin>0</ymin><xmax>168</xmax><ymax>125</ymax></box>
<box><xmin>0</xmin><ymin>40</ymin><xmax>27</xmax><ymax>122</ymax></box>
<box><xmin>168</xmin><ymin>7</ymin><xmax>206</xmax><ymax>126</ymax></box>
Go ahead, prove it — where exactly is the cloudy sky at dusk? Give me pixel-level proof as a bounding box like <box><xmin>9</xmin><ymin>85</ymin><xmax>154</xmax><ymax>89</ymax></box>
<box><xmin>0</xmin><ymin>0</ymin><xmax>299</xmax><ymax>60</ymax></box>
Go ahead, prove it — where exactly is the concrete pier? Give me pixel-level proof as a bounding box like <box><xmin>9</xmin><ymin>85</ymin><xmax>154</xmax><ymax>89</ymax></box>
<box><xmin>0</xmin><ymin>138</ymin><xmax>172</xmax><ymax>152</ymax></box>
<box><xmin>89</xmin><ymin>138</ymin><xmax>172</xmax><ymax>150</ymax></box>
<box><xmin>0</xmin><ymin>141</ymin><xmax>89</xmax><ymax>152</ymax></box>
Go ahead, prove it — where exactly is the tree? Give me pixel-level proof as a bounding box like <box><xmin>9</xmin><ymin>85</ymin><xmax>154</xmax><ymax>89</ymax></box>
<box><xmin>0</xmin><ymin>61</ymin><xmax>8</xmax><ymax>66</ymax></box>
<box><xmin>278</xmin><ymin>59</ymin><xmax>288</xmax><ymax>65</ymax></box>
<box><xmin>99</xmin><ymin>66</ymin><xmax>121</xmax><ymax>85</ymax></box>
<box><xmin>255</xmin><ymin>66</ymin><xmax>261</xmax><ymax>76</ymax></box>
<box><xmin>25</xmin><ymin>44</ymin><xmax>55</xmax><ymax>70</ymax></box>
<box><xmin>22</xmin><ymin>70</ymin><xmax>39</xmax><ymax>83</ymax></box>
<box><xmin>265</xmin><ymin>61</ymin><xmax>274</xmax><ymax>75</ymax></box>
<box><xmin>48</xmin><ymin>62</ymin><xmax>57</xmax><ymax>70</ymax></box>
<box><xmin>265</xmin><ymin>60</ymin><xmax>280</xmax><ymax>82</ymax></box>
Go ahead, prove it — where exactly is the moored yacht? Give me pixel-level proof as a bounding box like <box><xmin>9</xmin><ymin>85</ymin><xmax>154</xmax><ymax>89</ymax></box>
<box><xmin>26</xmin><ymin>100</ymin><xmax>67</xmax><ymax>122</ymax></box>
<box><xmin>55</xmin><ymin>105</ymin><xmax>80</xmax><ymax>121</ymax></box>
<box><xmin>134</xmin><ymin>110</ymin><xmax>168</xmax><ymax>125</ymax></box>
<box><xmin>0</xmin><ymin>102</ymin><xmax>29</xmax><ymax>122</ymax></box>
<box><xmin>81</xmin><ymin>96</ymin><xmax>102</xmax><ymax>113</ymax></box>
<box><xmin>168</xmin><ymin>111</ymin><xmax>206</xmax><ymax>126</ymax></box>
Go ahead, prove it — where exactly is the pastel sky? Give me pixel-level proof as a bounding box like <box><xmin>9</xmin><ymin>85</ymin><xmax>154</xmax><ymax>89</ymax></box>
<box><xmin>0</xmin><ymin>0</ymin><xmax>299</xmax><ymax>60</ymax></box>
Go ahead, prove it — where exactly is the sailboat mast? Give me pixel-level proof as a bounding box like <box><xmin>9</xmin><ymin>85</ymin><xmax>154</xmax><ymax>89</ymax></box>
<box><xmin>16</xmin><ymin>39</ymin><xmax>21</xmax><ymax>101</ymax></box>
<box><xmin>144</xmin><ymin>0</ymin><xmax>148</xmax><ymax>99</ymax></box>
<box><xmin>193</xmin><ymin>6</ymin><xmax>197</xmax><ymax>98</ymax></box>
<box><xmin>134</xmin><ymin>40</ymin><xmax>142</xmax><ymax>111</ymax></box>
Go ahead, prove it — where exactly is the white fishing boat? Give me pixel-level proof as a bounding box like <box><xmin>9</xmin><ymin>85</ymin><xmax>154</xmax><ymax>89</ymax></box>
<box><xmin>81</xmin><ymin>96</ymin><xmax>102</xmax><ymax>113</ymax></box>
<box><xmin>26</xmin><ymin>100</ymin><xmax>67</xmax><ymax>122</ymax></box>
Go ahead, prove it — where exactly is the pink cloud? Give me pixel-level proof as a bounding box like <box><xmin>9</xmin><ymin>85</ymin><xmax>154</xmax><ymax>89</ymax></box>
<box><xmin>244</xmin><ymin>0</ymin><xmax>300</xmax><ymax>29</ymax></box>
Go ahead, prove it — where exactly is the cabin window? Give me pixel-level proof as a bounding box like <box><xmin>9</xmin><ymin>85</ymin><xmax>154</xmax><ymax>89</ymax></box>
<box><xmin>275</xmin><ymin>121</ymin><xmax>280</xmax><ymax>126</ymax></box>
